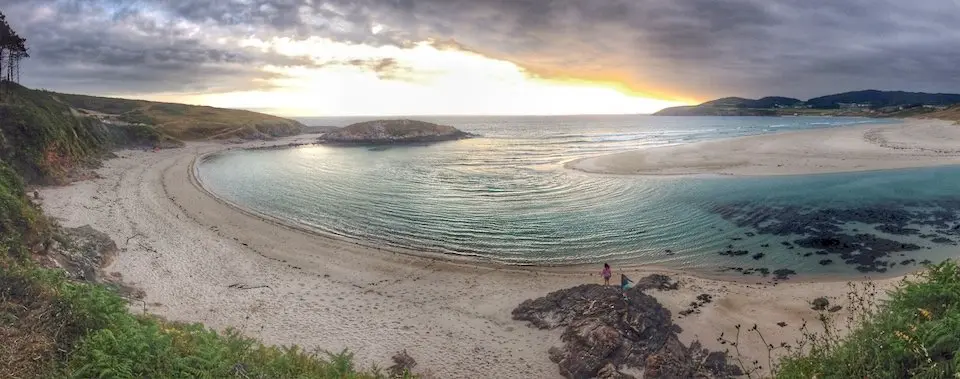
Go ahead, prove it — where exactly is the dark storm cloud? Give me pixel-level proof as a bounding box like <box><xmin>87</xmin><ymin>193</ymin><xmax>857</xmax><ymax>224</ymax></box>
<box><xmin>1</xmin><ymin>0</ymin><xmax>317</xmax><ymax>95</ymax></box>
<box><xmin>3</xmin><ymin>0</ymin><xmax>959</xmax><ymax>99</ymax></box>
<box><xmin>318</xmin><ymin>0</ymin><xmax>960</xmax><ymax>99</ymax></box>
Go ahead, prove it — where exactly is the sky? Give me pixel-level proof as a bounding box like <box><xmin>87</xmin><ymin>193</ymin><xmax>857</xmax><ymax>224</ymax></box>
<box><xmin>2</xmin><ymin>0</ymin><xmax>959</xmax><ymax>117</ymax></box>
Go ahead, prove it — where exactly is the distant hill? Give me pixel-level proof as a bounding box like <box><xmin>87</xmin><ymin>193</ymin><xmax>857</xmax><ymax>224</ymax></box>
<box><xmin>319</xmin><ymin>119</ymin><xmax>472</xmax><ymax>144</ymax></box>
<box><xmin>652</xmin><ymin>105</ymin><xmax>779</xmax><ymax>116</ymax></box>
<box><xmin>655</xmin><ymin>90</ymin><xmax>960</xmax><ymax>118</ymax></box>
<box><xmin>805</xmin><ymin>90</ymin><xmax>960</xmax><ymax>109</ymax></box>
<box><xmin>701</xmin><ymin>96</ymin><xmax>802</xmax><ymax>109</ymax></box>
<box><xmin>53</xmin><ymin>92</ymin><xmax>304</xmax><ymax>140</ymax></box>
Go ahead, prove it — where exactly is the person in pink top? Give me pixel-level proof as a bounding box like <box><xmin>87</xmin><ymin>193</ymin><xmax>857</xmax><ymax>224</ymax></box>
<box><xmin>601</xmin><ymin>263</ymin><xmax>612</xmax><ymax>286</ymax></box>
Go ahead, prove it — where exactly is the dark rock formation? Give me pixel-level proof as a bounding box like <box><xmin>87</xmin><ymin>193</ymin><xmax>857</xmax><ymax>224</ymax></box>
<box><xmin>708</xmin><ymin>199</ymin><xmax>960</xmax><ymax>273</ymax></box>
<box><xmin>318</xmin><ymin>119</ymin><xmax>472</xmax><ymax>145</ymax></box>
<box><xmin>773</xmin><ymin>269</ymin><xmax>796</xmax><ymax>280</ymax></box>
<box><xmin>632</xmin><ymin>274</ymin><xmax>680</xmax><ymax>291</ymax></box>
<box><xmin>793</xmin><ymin>234</ymin><xmax>921</xmax><ymax>272</ymax></box>
<box><xmin>513</xmin><ymin>281</ymin><xmax>741</xmax><ymax>378</ymax></box>
<box><xmin>718</xmin><ymin>249</ymin><xmax>750</xmax><ymax>257</ymax></box>
<box><xmin>875</xmin><ymin>224</ymin><xmax>920</xmax><ymax>235</ymax></box>
<box><xmin>931</xmin><ymin>237</ymin><xmax>954</xmax><ymax>244</ymax></box>
<box><xmin>811</xmin><ymin>297</ymin><xmax>830</xmax><ymax>311</ymax></box>
<box><xmin>679</xmin><ymin>294</ymin><xmax>715</xmax><ymax>317</ymax></box>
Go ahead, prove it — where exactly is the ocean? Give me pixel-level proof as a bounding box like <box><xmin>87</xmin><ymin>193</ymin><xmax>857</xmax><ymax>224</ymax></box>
<box><xmin>196</xmin><ymin>115</ymin><xmax>960</xmax><ymax>279</ymax></box>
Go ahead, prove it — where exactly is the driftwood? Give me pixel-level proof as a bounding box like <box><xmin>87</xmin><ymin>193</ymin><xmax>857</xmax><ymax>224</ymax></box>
<box><xmin>228</xmin><ymin>283</ymin><xmax>272</xmax><ymax>290</ymax></box>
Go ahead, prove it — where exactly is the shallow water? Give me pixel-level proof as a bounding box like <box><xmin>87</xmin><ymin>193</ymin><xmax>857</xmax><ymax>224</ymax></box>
<box><xmin>197</xmin><ymin>115</ymin><xmax>960</xmax><ymax>279</ymax></box>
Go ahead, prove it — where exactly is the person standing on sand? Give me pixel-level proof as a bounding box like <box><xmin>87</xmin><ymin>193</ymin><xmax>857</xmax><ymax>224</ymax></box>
<box><xmin>601</xmin><ymin>263</ymin><xmax>612</xmax><ymax>285</ymax></box>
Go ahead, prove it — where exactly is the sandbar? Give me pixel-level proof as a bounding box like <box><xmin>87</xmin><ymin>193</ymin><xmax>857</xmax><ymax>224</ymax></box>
<box><xmin>568</xmin><ymin>119</ymin><xmax>960</xmax><ymax>176</ymax></box>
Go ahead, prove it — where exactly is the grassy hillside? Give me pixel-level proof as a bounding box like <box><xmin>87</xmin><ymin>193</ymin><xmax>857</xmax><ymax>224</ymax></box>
<box><xmin>807</xmin><ymin>90</ymin><xmax>960</xmax><ymax>109</ymax></box>
<box><xmin>54</xmin><ymin>92</ymin><xmax>304</xmax><ymax>140</ymax></box>
<box><xmin>656</xmin><ymin>90</ymin><xmax>960</xmax><ymax>120</ymax></box>
<box><xmin>0</xmin><ymin>83</ymin><xmax>180</xmax><ymax>184</ymax></box>
<box><xmin>321</xmin><ymin>119</ymin><xmax>470</xmax><ymax>144</ymax></box>
<box><xmin>776</xmin><ymin>261</ymin><xmax>959</xmax><ymax>378</ymax></box>
<box><xmin>923</xmin><ymin>105</ymin><xmax>960</xmax><ymax>122</ymax></box>
<box><xmin>700</xmin><ymin>96</ymin><xmax>802</xmax><ymax>108</ymax></box>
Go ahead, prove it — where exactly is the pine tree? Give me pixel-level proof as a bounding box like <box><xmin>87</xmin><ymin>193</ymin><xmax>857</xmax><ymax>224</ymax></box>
<box><xmin>0</xmin><ymin>10</ymin><xmax>29</xmax><ymax>99</ymax></box>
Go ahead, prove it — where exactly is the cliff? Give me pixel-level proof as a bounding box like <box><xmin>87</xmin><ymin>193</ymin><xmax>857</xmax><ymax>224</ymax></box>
<box><xmin>319</xmin><ymin>119</ymin><xmax>472</xmax><ymax>144</ymax></box>
<box><xmin>0</xmin><ymin>83</ymin><xmax>183</xmax><ymax>184</ymax></box>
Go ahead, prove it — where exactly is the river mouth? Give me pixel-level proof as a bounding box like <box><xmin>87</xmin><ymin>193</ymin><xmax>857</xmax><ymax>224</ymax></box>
<box><xmin>195</xmin><ymin>115</ymin><xmax>960</xmax><ymax>280</ymax></box>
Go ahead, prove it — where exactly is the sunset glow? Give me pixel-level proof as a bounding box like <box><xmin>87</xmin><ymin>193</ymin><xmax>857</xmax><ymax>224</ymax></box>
<box><xmin>138</xmin><ymin>37</ymin><xmax>688</xmax><ymax>116</ymax></box>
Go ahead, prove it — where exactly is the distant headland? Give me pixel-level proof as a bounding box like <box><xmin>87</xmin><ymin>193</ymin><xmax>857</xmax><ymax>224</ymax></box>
<box><xmin>655</xmin><ymin>90</ymin><xmax>960</xmax><ymax>121</ymax></box>
<box><xmin>318</xmin><ymin>119</ymin><xmax>473</xmax><ymax>145</ymax></box>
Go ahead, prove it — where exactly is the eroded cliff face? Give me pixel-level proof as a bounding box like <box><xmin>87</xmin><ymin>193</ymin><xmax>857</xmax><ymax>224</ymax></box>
<box><xmin>0</xmin><ymin>83</ymin><xmax>182</xmax><ymax>184</ymax></box>
<box><xmin>320</xmin><ymin>119</ymin><xmax>472</xmax><ymax>144</ymax></box>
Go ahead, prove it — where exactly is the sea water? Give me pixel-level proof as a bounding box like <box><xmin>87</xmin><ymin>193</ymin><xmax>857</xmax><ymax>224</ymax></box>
<box><xmin>197</xmin><ymin>115</ymin><xmax>960</xmax><ymax>279</ymax></box>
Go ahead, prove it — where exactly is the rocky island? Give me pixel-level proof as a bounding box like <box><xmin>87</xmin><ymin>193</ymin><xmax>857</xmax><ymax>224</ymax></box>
<box><xmin>318</xmin><ymin>119</ymin><xmax>473</xmax><ymax>145</ymax></box>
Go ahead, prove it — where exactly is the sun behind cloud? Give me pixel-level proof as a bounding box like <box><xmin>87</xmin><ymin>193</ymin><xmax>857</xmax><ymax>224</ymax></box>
<box><xmin>146</xmin><ymin>37</ymin><xmax>688</xmax><ymax>117</ymax></box>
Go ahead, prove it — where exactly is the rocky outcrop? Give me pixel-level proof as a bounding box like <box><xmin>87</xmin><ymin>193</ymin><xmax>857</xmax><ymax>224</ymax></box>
<box><xmin>43</xmin><ymin>225</ymin><xmax>118</xmax><ymax>282</ymax></box>
<box><xmin>513</xmin><ymin>280</ymin><xmax>741</xmax><ymax>379</ymax></box>
<box><xmin>318</xmin><ymin>119</ymin><xmax>472</xmax><ymax>145</ymax></box>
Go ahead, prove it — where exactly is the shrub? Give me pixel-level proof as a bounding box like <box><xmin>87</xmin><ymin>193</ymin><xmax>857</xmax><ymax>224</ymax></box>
<box><xmin>776</xmin><ymin>261</ymin><xmax>960</xmax><ymax>379</ymax></box>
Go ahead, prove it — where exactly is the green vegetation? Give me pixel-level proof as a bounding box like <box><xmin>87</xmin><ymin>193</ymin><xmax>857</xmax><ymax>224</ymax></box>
<box><xmin>1</xmin><ymin>263</ymin><xmax>407</xmax><ymax>378</ymax></box>
<box><xmin>321</xmin><ymin>119</ymin><xmax>470</xmax><ymax>144</ymax></box>
<box><xmin>655</xmin><ymin>90</ymin><xmax>960</xmax><ymax>120</ymax></box>
<box><xmin>700</xmin><ymin>96</ymin><xmax>803</xmax><ymax>109</ymax></box>
<box><xmin>775</xmin><ymin>262</ymin><xmax>960</xmax><ymax>379</ymax></box>
<box><xmin>0</xmin><ymin>10</ymin><xmax>29</xmax><ymax>87</ymax></box>
<box><xmin>924</xmin><ymin>105</ymin><xmax>960</xmax><ymax>123</ymax></box>
<box><xmin>55</xmin><ymin>92</ymin><xmax>304</xmax><ymax>140</ymax></box>
<box><xmin>0</xmin><ymin>83</ymin><xmax>180</xmax><ymax>184</ymax></box>
<box><xmin>806</xmin><ymin>90</ymin><xmax>960</xmax><ymax>109</ymax></box>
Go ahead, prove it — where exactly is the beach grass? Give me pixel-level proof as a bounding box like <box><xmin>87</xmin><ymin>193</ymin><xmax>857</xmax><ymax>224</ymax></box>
<box><xmin>775</xmin><ymin>261</ymin><xmax>960</xmax><ymax>379</ymax></box>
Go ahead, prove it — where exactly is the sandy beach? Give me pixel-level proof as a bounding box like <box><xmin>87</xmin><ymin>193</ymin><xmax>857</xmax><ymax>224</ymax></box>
<box><xmin>38</xmin><ymin>135</ymin><xmax>911</xmax><ymax>378</ymax></box>
<box><xmin>569</xmin><ymin>119</ymin><xmax>960</xmax><ymax>176</ymax></box>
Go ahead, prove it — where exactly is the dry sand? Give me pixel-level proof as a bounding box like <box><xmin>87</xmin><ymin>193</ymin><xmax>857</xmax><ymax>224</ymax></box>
<box><xmin>569</xmin><ymin>119</ymin><xmax>960</xmax><ymax>176</ymax></box>
<box><xmin>39</xmin><ymin>136</ymin><xmax>911</xmax><ymax>378</ymax></box>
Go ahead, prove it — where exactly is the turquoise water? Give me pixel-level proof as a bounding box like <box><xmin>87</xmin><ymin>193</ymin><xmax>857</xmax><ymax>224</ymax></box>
<box><xmin>197</xmin><ymin>115</ymin><xmax>960</xmax><ymax>278</ymax></box>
